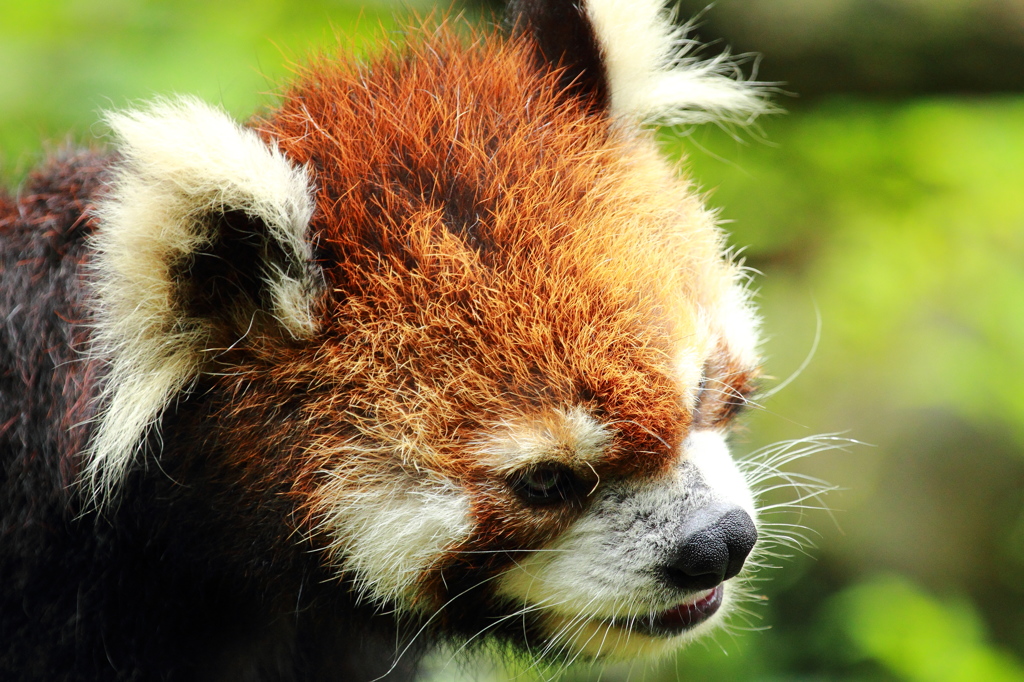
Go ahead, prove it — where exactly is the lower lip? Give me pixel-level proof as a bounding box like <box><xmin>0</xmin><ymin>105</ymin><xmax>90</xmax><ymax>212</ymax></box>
<box><xmin>616</xmin><ymin>585</ymin><xmax>724</xmax><ymax>637</ymax></box>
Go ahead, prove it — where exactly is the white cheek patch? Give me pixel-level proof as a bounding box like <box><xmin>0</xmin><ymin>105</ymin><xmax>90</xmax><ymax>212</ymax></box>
<box><xmin>314</xmin><ymin>469</ymin><xmax>473</xmax><ymax>612</ymax></box>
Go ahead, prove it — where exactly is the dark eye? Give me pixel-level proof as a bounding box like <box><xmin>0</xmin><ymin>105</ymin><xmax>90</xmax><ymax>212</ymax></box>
<box><xmin>692</xmin><ymin>375</ymin><xmax>711</xmax><ymax>424</ymax></box>
<box><xmin>692</xmin><ymin>368</ymin><xmax>757</xmax><ymax>428</ymax></box>
<box><xmin>508</xmin><ymin>464</ymin><xmax>585</xmax><ymax>506</ymax></box>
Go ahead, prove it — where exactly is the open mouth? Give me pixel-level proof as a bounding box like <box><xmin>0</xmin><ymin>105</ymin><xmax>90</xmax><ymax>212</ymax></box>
<box><xmin>611</xmin><ymin>585</ymin><xmax>724</xmax><ymax>637</ymax></box>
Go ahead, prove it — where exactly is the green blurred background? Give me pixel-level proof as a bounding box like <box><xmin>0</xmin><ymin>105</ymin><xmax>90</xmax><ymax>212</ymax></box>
<box><xmin>2</xmin><ymin>1</ymin><xmax>1023</xmax><ymax>680</ymax></box>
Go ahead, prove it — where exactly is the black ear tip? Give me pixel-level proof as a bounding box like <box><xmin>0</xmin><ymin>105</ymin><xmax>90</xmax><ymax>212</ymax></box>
<box><xmin>505</xmin><ymin>0</ymin><xmax>610</xmax><ymax>112</ymax></box>
<box><xmin>506</xmin><ymin>0</ymin><xmax>772</xmax><ymax>127</ymax></box>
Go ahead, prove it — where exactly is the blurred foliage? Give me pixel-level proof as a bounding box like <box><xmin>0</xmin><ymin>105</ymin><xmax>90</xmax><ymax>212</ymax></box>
<box><xmin>833</xmin><ymin>576</ymin><xmax>1024</xmax><ymax>682</ymax></box>
<box><xmin>672</xmin><ymin>0</ymin><xmax>1024</xmax><ymax>98</ymax></box>
<box><xmin>674</xmin><ymin>99</ymin><xmax>1024</xmax><ymax>446</ymax></box>
<box><xmin>3</xmin><ymin>1</ymin><xmax>1024</xmax><ymax>681</ymax></box>
<box><xmin>0</xmin><ymin>0</ymin><xmax>440</xmax><ymax>181</ymax></box>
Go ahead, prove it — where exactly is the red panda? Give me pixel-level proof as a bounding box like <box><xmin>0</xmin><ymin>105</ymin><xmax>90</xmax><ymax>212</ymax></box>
<box><xmin>0</xmin><ymin>0</ymin><xmax>771</xmax><ymax>680</ymax></box>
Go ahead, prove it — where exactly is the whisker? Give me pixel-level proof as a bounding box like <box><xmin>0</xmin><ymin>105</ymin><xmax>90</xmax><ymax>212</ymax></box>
<box><xmin>369</xmin><ymin>572</ymin><xmax>505</xmax><ymax>682</ymax></box>
<box><xmin>757</xmin><ymin>305</ymin><xmax>822</xmax><ymax>401</ymax></box>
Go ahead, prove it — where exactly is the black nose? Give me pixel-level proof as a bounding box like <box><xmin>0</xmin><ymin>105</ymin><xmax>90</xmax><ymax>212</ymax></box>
<box><xmin>662</xmin><ymin>505</ymin><xmax>757</xmax><ymax>591</ymax></box>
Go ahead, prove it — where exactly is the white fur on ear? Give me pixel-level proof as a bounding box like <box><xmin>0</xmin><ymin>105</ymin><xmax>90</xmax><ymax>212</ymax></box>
<box><xmin>585</xmin><ymin>0</ymin><xmax>771</xmax><ymax>124</ymax></box>
<box><xmin>86</xmin><ymin>96</ymin><xmax>317</xmax><ymax>503</ymax></box>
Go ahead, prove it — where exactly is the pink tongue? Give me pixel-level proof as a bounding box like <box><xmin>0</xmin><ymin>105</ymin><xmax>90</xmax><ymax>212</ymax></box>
<box><xmin>655</xmin><ymin>586</ymin><xmax>723</xmax><ymax>629</ymax></box>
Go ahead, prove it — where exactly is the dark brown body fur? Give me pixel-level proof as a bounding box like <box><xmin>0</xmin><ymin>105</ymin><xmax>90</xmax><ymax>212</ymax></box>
<box><xmin>0</xmin><ymin>155</ymin><xmax>420</xmax><ymax>681</ymax></box>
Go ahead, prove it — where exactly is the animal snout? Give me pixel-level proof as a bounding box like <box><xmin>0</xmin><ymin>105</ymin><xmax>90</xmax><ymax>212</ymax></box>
<box><xmin>662</xmin><ymin>504</ymin><xmax>758</xmax><ymax>591</ymax></box>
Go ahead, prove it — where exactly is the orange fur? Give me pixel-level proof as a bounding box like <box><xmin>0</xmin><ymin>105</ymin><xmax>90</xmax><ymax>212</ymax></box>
<box><xmin>220</xmin><ymin>24</ymin><xmax>757</xmax><ymax>606</ymax></box>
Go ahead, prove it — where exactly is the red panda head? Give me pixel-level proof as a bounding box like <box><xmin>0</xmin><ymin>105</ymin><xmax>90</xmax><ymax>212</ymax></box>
<box><xmin>87</xmin><ymin>0</ymin><xmax>770</xmax><ymax>665</ymax></box>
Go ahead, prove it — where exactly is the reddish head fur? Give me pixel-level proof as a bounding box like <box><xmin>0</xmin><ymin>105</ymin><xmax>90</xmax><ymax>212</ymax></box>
<box><xmin>221</xmin><ymin>24</ymin><xmax>757</xmax><ymax>614</ymax></box>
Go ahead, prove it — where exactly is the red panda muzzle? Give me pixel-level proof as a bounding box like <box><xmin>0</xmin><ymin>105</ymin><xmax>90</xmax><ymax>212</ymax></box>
<box><xmin>649</xmin><ymin>586</ymin><xmax>725</xmax><ymax>635</ymax></box>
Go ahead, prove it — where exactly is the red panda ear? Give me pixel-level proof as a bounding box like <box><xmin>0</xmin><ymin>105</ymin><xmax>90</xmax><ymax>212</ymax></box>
<box><xmin>86</xmin><ymin>96</ymin><xmax>319</xmax><ymax>502</ymax></box>
<box><xmin>507</xmin><ymin>0</ymin><xmax>772</xmax><ymax>125</ymax></box>
<box><xmin>506</xmin><ymin>0</ymin><xmax>610</xmax><ymax>111</ymax></box>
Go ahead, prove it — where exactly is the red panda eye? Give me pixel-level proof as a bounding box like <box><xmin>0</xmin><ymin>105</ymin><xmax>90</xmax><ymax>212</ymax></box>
<box><xmin>692</xmin><ymin>375</ymin><xmax>710</xmax><ymax>423</ymax></box>
<box><xmin>508</xmin><ymin>464</ymin><xmax>584</xmax><ymax>506</ymax></box>
<box><xmin>693</xmin><ymin>362</ymin><xmax>758</xmax><ymax>428</ymax></box>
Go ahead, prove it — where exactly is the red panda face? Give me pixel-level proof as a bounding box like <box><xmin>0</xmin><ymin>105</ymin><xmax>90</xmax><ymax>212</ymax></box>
<box><xmin>86</xmin><ymin>0</ymin><xmax>770</xmax><ymax>667</ymax></box>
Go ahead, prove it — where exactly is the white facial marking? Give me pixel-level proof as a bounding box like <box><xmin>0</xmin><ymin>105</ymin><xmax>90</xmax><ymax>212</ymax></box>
<box><xmin>496</xmin><ymin>428</ymin><xmax>755</xmax><ymax>658</ymax></box>
<box><xmin>316</xmin><ymin>468</ymin><xmax>473</xmax><ymax>611</ymax></box>
<box><xmin>476</xmin><ymin>407</ymin><xmax>611</xmax><ymax>474</ymax></box>
<box><xmin>716</xmin><ymin>279</ymin><xmax>762</xmax><ymax>369</ymax></box>
<box><xmin>685</xmin><ymin>429</ymin><xmax>756</xmax><ymax>517</ymax></box>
